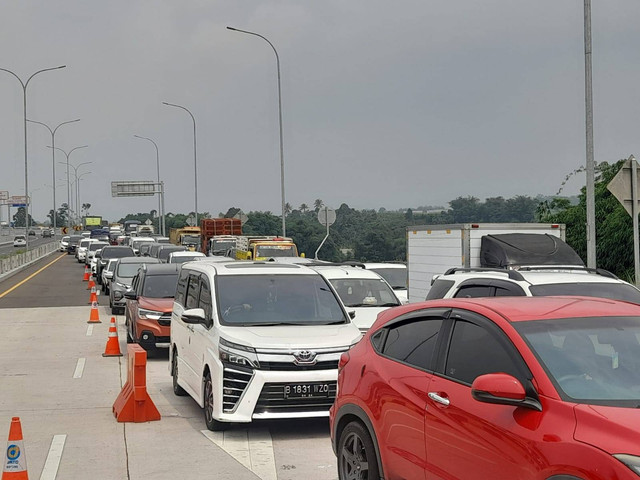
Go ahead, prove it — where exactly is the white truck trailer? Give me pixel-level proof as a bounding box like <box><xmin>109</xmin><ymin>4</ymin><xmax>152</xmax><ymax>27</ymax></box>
<box><xmin>407</xmin><ymin>223</ymin><xmax>569</xmax><ymax>302</ymax></box>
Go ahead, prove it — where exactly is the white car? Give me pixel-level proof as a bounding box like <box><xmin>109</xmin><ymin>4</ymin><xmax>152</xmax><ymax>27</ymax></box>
<box><xmin>170</xmin><ymin>261</ymin><xmax>362</xmax><ymax>431</ymax></box>
<box><xmin>308</xmin><ymin>264</ymin><xmax>402</xmax><ymax>332</ymax></box>
<box><xmin>13</xmin><ymin>235</ymin><xmax>26</xmax><ymax>247</ymax></box>
<box><xmin>59</xmin><ymin>235</ymin><xmax>70</xmax><ymax>252</ymax></box>
<box><xmin>131</xmin><ymin>237</ymin><xmax>155</xmax><ymax>256</ymax></box>
<box><xmin>360</xmin><ymin>262</ymin><xmax>408</xmax><ymax>303</ymax></box>
<box><xmin>167</xmin><ymin>251</ymin><xmax>206</xmax><ymax>264</ymax></box>
<box><xmin>100</xmin><ymin>258</ymin><xmax>118</xmax><ymax>294</ymax></box>
<box><xmin>86</xmin><ymin>242</ymin><xmax>108</xmax><ymax>266</ymax></box>
<box><xmin>426</xmin><ymin>266</ymin><xmax>640</xmax><ymax>304</ymax></box>
<box><xmin>76</xmin><ymin>238</ymin><xmax>96</xmax><ymax>263</ymax></box>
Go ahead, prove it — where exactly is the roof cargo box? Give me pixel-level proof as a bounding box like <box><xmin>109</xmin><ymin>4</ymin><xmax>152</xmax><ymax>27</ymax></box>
<box><xmin>480</xmin><ymin>233</ymin><xmax>584</xmax><ymax>268</ymax></box>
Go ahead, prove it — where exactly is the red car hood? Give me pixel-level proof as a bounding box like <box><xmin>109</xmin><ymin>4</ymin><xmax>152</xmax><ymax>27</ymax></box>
<box><xmin>574</xmin><ymin>404</ymin><xmax>640</xmax><ymax>455</ymax></box>
<box><xmin>138</xmin><ymin>296</ymin><xmax>173</xmax><ymax>313</ymax></box>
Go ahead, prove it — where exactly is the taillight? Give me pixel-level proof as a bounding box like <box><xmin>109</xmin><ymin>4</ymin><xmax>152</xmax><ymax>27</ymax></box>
<box><xmin>338</xmin><ymin>352</ymin><xmax>350</xmax><ymax>372</ymax></box>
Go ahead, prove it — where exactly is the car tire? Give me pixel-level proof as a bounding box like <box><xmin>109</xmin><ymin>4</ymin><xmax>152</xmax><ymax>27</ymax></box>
<box><xmin>171</xmin><ymin>351</ymin><xmax>188</xmax><ymax>397</ymax></box>
<box><xmin>337</xmin><ymin>421</ymin><xmax>380</xmax><ymax>480</ymax></box>
<box><xmin>203</xmin><ymin>372</ymin><xmax>227</xmax><ymax>431</ymax></box>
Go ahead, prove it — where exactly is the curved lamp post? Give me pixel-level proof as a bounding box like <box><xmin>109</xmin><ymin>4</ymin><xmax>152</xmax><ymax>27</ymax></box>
<box><xmin>134</xmin><ymin>135</ymin><xmax>164</xmax><ymax>235</ymax></box>
<box><xmin>227</xmin><ymin>26</ymin><xmax>286</xmax><ymax>237</ymax></box>
<box><xmin>0</xmin><ymin>64</ymin><xmax>66</xmax><ymax>249</ymax></box>
<box><xmin>27</xmin><ymin>118</ymin><xmax>80</xmax><ymax>233</ymax></box>
<box><xmin>49</xmin><ymin>145</ymin><xmax>88</xmax><ymax>227</ymax></box>
<box><xmin>162</xmin><ymin>102</ymin><xmax>198</xmax><ymax>227</ymax></box>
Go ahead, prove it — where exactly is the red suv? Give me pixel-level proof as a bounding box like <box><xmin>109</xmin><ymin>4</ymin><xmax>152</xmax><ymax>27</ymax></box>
<box><xmin>330</xmin><ymin>296</ymin><xmax>640</xmax><ymax>479</ymax></box>
<box><xmin>124</xmin><ymin>263</ymin><xmax>180</xmax><ymax>351</ymax></box>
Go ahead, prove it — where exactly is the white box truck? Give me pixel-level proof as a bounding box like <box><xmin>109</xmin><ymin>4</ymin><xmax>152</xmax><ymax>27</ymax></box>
<box><xmin>407</xmin><ymin>223</ymin><xmax>569</xmax><ymax>302</ymax></box>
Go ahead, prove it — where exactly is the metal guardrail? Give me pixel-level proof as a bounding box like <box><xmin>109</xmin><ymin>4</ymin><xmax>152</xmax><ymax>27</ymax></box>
<box><xmin>0</xmin><ymin>241</ymin><xmax>59</xmax><ymax>275</ymax></box>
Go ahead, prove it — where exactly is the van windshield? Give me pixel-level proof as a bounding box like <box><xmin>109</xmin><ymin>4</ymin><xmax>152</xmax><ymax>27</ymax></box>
<box><xmin>216</xmin><ymin>274</ymin><xmax>346</xmax><ymax>326</ymax></box>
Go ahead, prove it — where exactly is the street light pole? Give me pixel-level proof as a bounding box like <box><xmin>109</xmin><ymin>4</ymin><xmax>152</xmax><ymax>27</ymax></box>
<box><xmin>584</xmin><ymin>0</ymin><xmax>596</xmax><ymax>268</ymax></box>
<box><xmin>0</xmin><ymin>64</ymin><xmax>66</xmax><ymax>250</ymax></box>
<box><xmin>49</xmin><ymin>145</ymin><xmax>88</xmax><ymax>228</ymax></box>
<box><xmin>27</xmin><ymin>118</ymin><xmax>80</xmax><ymax>234</ymax></box>
<box><xmin>227</xmin><ymin>26</ymin><xmax>286</xmax><ymax>237</ymax></box>
<box><xmin>162</xmin><ymin>102</ymin><xmax>198</xmax><ymax>227</ymax></box>
<box><xmin>134</xmin><ymin>135</ymin><xmax>164</xmax><ymax>236</ymax></box>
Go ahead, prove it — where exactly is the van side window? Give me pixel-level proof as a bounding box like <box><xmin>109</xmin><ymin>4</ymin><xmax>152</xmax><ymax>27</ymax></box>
<box><xmin>175</xmin><ymin>269</ymin><xmax>190</xmax><ymax>306</ymax></box>
<box><xmin>199</xmin><ymin>279</ymin><xmax>213</xmax><ymax>328</ymax></box>
<box><xmin>185</xmin><ymin>274</ymin><xmax>201</xmax><ymax>310</ymax></box>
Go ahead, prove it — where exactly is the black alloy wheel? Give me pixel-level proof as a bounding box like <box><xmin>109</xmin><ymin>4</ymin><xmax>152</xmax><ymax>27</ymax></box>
<box><xmin>203</xmin><ymin>372</ymin><xmax>226</xmax><ymax>431</ymax></box>
<box><xmin>171</xmin><ymin>351</ymin><xmax>187</xmax><ymax>396</ymax></box>
<box><xmin>338</xmin><ymin>422</ymin><xmax>379</xmax><ymax>480</ymax></box>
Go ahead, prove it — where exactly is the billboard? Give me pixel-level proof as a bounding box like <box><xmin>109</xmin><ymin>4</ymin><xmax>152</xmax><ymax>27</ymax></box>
<box><xmin>83</xmin><ymin>216</ymin><xmax>102</xmax><ymax>227</ymax></box>
<box><xmin>111</xmin><ymin>181</ymin><xmax>158</xmax><ymax>197</ymax></box>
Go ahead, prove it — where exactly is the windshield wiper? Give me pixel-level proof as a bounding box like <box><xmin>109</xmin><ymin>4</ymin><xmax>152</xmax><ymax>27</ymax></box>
<box><xmin>380</xmin><ymin>302</ymin><xmax>401</xmax><ymax>307</ymax></box>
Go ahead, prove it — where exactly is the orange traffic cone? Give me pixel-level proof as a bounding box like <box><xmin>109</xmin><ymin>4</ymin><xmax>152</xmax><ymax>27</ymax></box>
<box><xmin>87</xmin><ymin>278</ymin><xmax>95</xmax><ymax>291</ymax></box>
<box><xmin>88</xmin><ymin>286</ymin><xmax>98</xmax><ymax>305</ymax></box>
<box><xmin>2</xmin><ymin>417</ymin><xmax>28</xmax><ymax>480</ymax></box>
<box><xmin>102</xmin><ymin>317</ymin><xmax>122</xmax><ymax>357</ymax></box>
<box><xmin>88</xmin><ymin>301</ymin><xmax>101</xmax><ymax>324</ymax></box>
<box><xmin>82</xmin><ymin>265</ymin><xmax>90</xmax><ymax>281</ymax></box>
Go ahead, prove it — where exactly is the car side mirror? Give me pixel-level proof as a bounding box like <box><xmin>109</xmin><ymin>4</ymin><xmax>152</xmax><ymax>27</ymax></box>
<box><xmin>181</xmin><ymin>308</ymin><xmax>206</xmax><ymax>325</ymax></box>
<box><xmin>348</xmin><ymin>310</ymin><xmax>356</xmax><ymax>320</ymax></box>
<box><xmin>471</xmin><ymin>373</ymin><xmax>542</xmax><ymax>411</ymax></box>
<box><xmin>123</xmin><ymin>291</ymin><xmax>137</xmax><ymax>300</ymax></box>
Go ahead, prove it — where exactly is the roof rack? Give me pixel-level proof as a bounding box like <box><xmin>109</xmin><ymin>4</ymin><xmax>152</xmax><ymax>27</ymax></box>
<box><xmin>442</xmin><ymin>267</ymin><xmax>525</xmax><ymax>282</ymax></box>
<box><xmin>516</xmin><ymin>265</ymin><xmax>619</xmax><ymax>279</ymax></box>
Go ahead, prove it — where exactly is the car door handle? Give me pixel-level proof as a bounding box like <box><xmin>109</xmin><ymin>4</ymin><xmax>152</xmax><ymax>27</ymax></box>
<box><xmin>428</xmin><ymin>392</ymin><xmax>450</xmax><ymax>406</ymax></box>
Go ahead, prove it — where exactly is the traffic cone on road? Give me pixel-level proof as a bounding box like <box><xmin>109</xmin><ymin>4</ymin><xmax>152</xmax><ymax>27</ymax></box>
<box><xmin>88</xmin><ymin>301</ymin><xmax>101</xmax><ymax>324</ymax></box>
<box><xmin>88</xmin><ymin>286</ymin><xmax>98</xmax><ymax>305</ymax></box>
<box><xmin>82</xmin><ymin>265</ymin><xmax>90</xmax><ymax>281</ymax></box>
<box><xmin>102</xmin><ymin>317</ymin><xmax>123</xmax><ymax>357</ymax></box>
<box><xmin>87</xmin><ymin>277</ymin><xmax>95</xmax><ymax>291</ymax></box>
<box><xmin>2</xmin><ymin>417</ymin><xmax>28</xmax><ymax>480</ymax></box>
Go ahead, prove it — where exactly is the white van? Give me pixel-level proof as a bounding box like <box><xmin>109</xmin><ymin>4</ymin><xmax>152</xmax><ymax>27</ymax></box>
<box><xmin>170</xmin><ymin>261</ymin><xmax>362</xmax><ymax>431</ymax></box>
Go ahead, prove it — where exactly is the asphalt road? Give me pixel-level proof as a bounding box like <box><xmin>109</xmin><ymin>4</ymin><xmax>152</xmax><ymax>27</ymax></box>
<box><xmin>0</xmin><ymin>235</ymin><xmax>57</xmax><ymax>257</ymax></box>
<box><xmin>0</xmin><ymin>251</ymin><xmax>90</xmax><ymax>308</ymax></box>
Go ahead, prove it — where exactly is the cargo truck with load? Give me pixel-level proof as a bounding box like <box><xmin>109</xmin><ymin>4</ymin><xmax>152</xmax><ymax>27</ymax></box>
<box><xmin>169</xmin><ymin>226</ymin><xmax>201</xmax><ymax>251</ymax></box>
<box><xmin>199</xmin><ymin>218</ymin><xmax>242</xmax><ymax>255</ymax></box>
<box><xmin>406</xmin><ymin>223</ymin><xmax>579</xmax><ymax>302</ymax></box>
<box><xmin>228</xmin><ymin>236</ymin><xmax>301</xmax><ymax>260</ymax></box>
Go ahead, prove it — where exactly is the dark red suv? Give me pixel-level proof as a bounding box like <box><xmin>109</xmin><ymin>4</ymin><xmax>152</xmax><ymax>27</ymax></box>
<box><xmin>124</xmin><ymin>263</ymin><xmax>180</xmax><ymax>351</ymax></box>
<box><xmin>330</xmin><ymin>296</ymin><xmax>640</xmax><ymax>479</ymax></box>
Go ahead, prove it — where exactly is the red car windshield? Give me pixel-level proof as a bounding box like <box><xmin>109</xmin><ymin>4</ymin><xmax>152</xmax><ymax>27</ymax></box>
<box><xmin>515</xmin><ymin>315</ymin><xmax>640</xmax><ymax>406</ymax></box>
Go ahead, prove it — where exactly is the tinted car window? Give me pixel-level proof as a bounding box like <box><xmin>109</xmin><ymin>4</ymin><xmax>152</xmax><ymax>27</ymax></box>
<box><xmin>426</xmin><ymin>279</ymin><xmax>455</xmax><ymax>300</ymax></box>
<box><xmin>175</xmin><ymin>269</ymin><xmax>189</xmax><ymax>306</ymax></box>
<box><xmin>529</xmin><ymin>282</ymin><xmax>640</xmax><ymax>305</ymax></box>
<box><xmin>101</xmin><ymin>247</ymin><xmax>135</xmax><ymax>259</ymax></box>
<box><xmin>199</xmin><ymin>279</ymin><xmax>213</xmax><ymax>327</ymax></box>
<box><xmin>453</xmin><ymin>285</ymin><xmax>493</xmax><ymax>298</ymax></box>
<box><xmin>329</xmin><ymin>278</ymin><xmax>399</xmax><ymax>307</ymax></box>
<box><xmin>445</xmin><ymin>320</ymin><xmax>521</xmax><ymax>384</ymax></box>
<box><xmin>89</xmin><ymin>242</ymin><xmax>108</xmax><ymax>252</ymax></box>
<box><xmin>117</xmin><ymin>263</ymin><xmax>144</xmax><ymax>278</ymax></box>
<box><xmin>142</xmin><ymin>274</ymin><xmax>179</xmax><ymax>298</ymax></box>
<box><xmin>382</xmin><ymin>319</ymin><xmax>443</xmax><ymax>371</ymax></box>
<box><xmin>186</xmin><ymin>274</ymin><xmax>201</xmax><ymax>310</ymax></box>
<box><xmin>158</xmin><ymin>246</ymin><xmax>186</xmax><ymax>262</ymax></box>
<box><xmin>369</xmin><ymin>267</ymin><xmax>407</xmax><ymax>289</ymax></box>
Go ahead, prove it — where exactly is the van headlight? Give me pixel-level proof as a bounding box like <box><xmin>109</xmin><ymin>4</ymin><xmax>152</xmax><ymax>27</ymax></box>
<box><xmin>219</xmin><ymin>338</ymin><xmax>259</xmax><ymax>369</ymax></box>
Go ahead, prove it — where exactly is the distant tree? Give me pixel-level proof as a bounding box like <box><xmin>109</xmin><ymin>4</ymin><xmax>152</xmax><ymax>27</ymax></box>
<box><xmin>12</xmin><ymin>207</ymin><xmax>35</xmax><ymax>228</ymax></box>
<box><xmin>314</xmin><ymin>199</ymin><xmax>323</xmax><ymax>211</ymax></box>
<box><xmin>81</xmin><ymin>203</ymin><xmax>91</xmax><ymax>216</ymax></box>
<box><xmin>284</xmin><ymin>203</ymin><xmax>292</xmax><ymax>216</ymax></box>
<box><xmin>299</xmin><ymin>203</ymin><xmax>309</xmax><ymax>213</ymax></box>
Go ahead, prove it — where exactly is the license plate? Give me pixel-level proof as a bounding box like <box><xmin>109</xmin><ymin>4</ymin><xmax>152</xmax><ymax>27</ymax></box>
<box><xmin>284</xmin><ymin>383</ymin><xmax>330</xmax><ymax>399</ymax></box>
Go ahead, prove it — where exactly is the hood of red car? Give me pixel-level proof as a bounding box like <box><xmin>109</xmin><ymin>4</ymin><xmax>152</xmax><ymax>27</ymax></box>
<box><xmin>138</xmin><ymin>296</ymin><xmax>173</xmax><ymax>312</ymax></box>
<box><xmin>574</xmin><ymin>404</ymin><xmax>640</xmax><ymax>455</ymax></box>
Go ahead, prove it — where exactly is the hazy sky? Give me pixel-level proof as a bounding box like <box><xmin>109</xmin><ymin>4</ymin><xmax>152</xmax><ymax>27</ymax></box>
<box><xmin>1</xmin><ymin>1</ymin><xmax>639</xmax><ymax>223</ymax></box>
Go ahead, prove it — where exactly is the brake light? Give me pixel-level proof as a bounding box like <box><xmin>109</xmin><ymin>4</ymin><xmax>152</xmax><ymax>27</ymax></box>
<box><xmin>338</xmin><ymin>352</ymin><xmax>350</xmax><ymax>372</ymax></box>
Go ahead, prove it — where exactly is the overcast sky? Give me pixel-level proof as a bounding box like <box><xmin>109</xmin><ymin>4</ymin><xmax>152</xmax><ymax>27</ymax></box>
<box><xmin>1</xmin><ymin>1</ymin><xmax>639</xmax><ymax>223</ymax></box>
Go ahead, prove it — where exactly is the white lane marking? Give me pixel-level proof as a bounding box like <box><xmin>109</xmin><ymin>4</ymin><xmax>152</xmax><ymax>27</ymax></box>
<box><xmin>73</xmin><ymin>358</ymin><xmax>86</xmax><ymax>379</ymax></box>
<box><xmin>86</xmin><ymin>325</ymin><xmax>94</xmax><ymax>336</ymax></box>
<box><xmin>39</xmin><ymin>434</ymin><xmax>66</xmax><ymax>480</ymax></box>
<box><xmin>202</xmin><ymin>428</ymin><xmax>277</xmax><ymax>480</ymax></box>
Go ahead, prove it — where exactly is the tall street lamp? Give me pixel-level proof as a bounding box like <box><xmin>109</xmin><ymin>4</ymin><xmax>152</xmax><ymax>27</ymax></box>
<box><xmin>76</xmin><ymin>171</ymin><xmax>92</xmax><ymax>219</ymax></box>
<box><xmin>162</xmin><ymin>102</ymin><xmax>198</xmax><ymax>227</ymax></box>
<box><xmin>27</xmin><ymin>118</ymin><xmax>80</xmax><ymax>233</ymax></box>
<box><xmin>227</xmin><ymin>26</ymin><xmax>286</xmax><ymax>237</ymax></box>
<box><xmin>134</xmin><ymin>135</ymin><xmax>164</xmax><ymax>236</ymax></box>
<box><xmin>0</xmin><ymin>64</ymin><xmax>66</xmax><ymax>249</ymax></box>
<box><xmin>59</xmin><ymin>160</ymin><xmax>91</xmax><ymax>224</ymax></box>
<box><xmin>583</xmin><ymin>0</ymin><xmax>596</xmax><ymax>268</ymax></box>
<box><xmin>49</xmin><ymin>145</ymin><xmax>88</xmax><ymax>227</ymax></box>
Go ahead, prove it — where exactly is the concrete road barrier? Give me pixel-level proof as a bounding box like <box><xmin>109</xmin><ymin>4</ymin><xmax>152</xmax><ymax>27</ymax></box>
<box><xmin>0</xmin><ymin>241</ymin><xmax>58</xmax><ymax>276</ymax></box>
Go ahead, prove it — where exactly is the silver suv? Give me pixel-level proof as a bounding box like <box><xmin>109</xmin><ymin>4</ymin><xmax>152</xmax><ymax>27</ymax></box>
<box><xmin>426</xmin><ymin>266</ymin><xmax>640</xmax><ymax>304</ymax></box>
